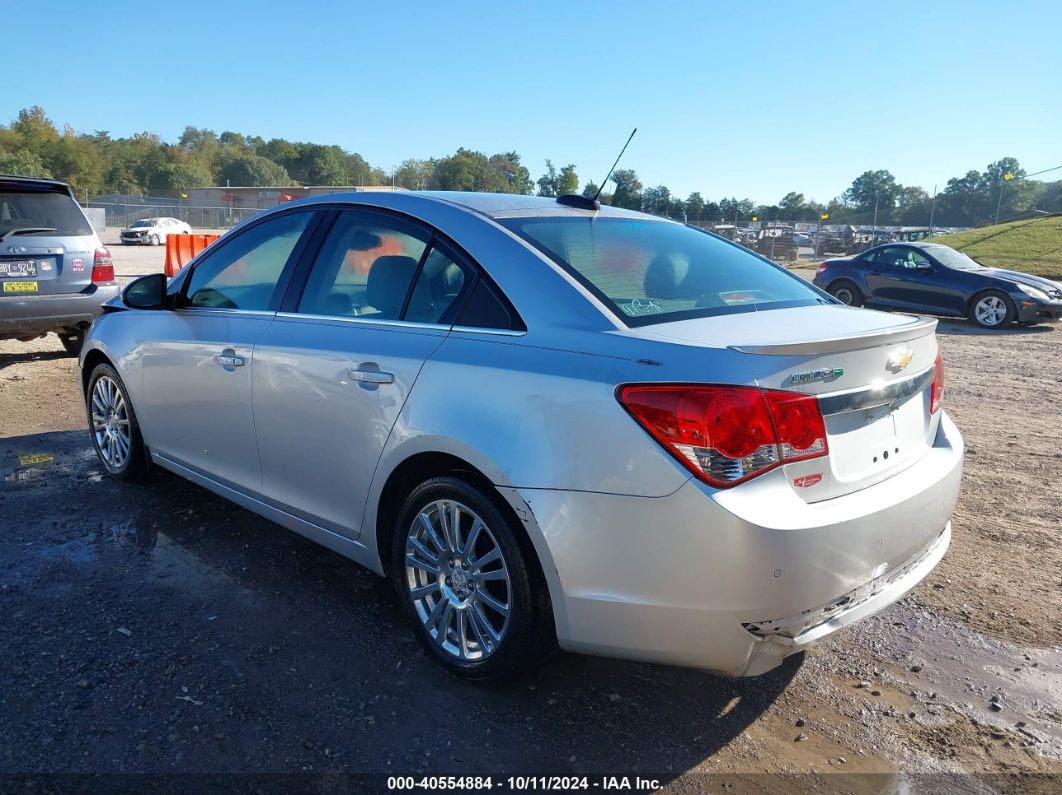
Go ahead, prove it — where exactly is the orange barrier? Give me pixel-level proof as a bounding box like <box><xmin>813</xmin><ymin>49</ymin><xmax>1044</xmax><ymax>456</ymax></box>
<box><xmin>164</xmin><ymin>233</ymin><xmax>220</xmax><ymax>277</ymax></box>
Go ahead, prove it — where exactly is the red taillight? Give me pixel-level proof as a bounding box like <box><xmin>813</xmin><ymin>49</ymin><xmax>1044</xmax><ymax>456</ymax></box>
<box><xmin>618</xmin><ymin>384</ymin><xmax>828</xmax><ymax>488</ymax></box>
<box><xmin>91</xmin><ymin>246</ymin><xmax>114</xmax><ymax>283</ymax></box>
<box><xmin>816</xmin><ymin>262</ymin><xmax>828</xmax><ymax>275</ymax></box>
<box><xmin>930</xmin><ymin>352</ymin><xmax>944</xmax><ymax>413</ymax></box>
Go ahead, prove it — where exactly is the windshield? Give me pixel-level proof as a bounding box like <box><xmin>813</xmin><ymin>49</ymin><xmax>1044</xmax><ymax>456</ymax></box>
<box><xmin>0</xmin><ymin>189</ymin><xmax>92</xmax><ymax>237</ymax></box>
<box><xmin>925</xmin><ymin>245</ymin><xmax>983</xmax><ymax>270</ymax></box>
<box><xmin>500</xmin><ymin>216</ymin><xmax>823</xmax><ymax>326</ymax></box>
<box><xmin>131</xmin><ymin>220</ymin><xmax>156</xmax><ymax>228</ymax></box>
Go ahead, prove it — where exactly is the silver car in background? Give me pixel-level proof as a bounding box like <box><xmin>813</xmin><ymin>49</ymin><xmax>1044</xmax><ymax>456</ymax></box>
<box><xmin>0</xmin><ymin>175</ymin><xmax>118</xmax><ymax>356</ymax></box>
<box><xmin>80</xmin><ymin>192</ymin><xmax>963</xmax><ymax>680</ymax></box>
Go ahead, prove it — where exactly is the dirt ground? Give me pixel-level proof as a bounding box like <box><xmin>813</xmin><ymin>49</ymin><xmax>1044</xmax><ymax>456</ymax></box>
<box><xmin>0</xmin><ymin>257</ymin><xmax>1059</xmax><ymax>790</ymax></box>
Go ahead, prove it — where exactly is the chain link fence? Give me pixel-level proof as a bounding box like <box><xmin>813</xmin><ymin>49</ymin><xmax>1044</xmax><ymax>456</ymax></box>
<box><xmin>85</xmin><ymin>196</ymin><xmax>265</xmax><ymax>230</ymax></box>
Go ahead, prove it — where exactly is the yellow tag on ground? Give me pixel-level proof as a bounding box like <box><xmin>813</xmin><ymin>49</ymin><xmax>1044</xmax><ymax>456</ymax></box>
<box><xmin>18</xmin><ymin>452</ymin><xmax>54</xmax><ymax>466</ymax></box>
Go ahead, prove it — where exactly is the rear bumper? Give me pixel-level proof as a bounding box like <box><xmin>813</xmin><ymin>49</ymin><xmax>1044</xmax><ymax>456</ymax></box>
<box><xmin>504</xmin><ymin>411</ymin><xmax>963</xmax><ymax>676</ymax></box>
<box><xmin>0</xmin><ymin>284</ymin><xmax>120</xmax><ymax>337</ymax></box>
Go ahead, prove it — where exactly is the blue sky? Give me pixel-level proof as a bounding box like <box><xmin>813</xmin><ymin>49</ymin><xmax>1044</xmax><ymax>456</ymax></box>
<box><xmin>5</xmin><ymin>1</ymin><xmax>1059</xmax><ymax>202</ymax></box>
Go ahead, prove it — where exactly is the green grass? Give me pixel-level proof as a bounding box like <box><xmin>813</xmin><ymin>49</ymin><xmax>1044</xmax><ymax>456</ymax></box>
<box><xmin>929</xmin><ymin>215</ymin><xmax>1062</xmax><ymax>280</ymax></box>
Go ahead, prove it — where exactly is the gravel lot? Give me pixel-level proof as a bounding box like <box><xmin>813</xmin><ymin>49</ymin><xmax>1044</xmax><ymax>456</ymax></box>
<box><xmin>0</xmin><ymin>256</ymin><xmax>1059</xmax><ymax>789</ymax></box>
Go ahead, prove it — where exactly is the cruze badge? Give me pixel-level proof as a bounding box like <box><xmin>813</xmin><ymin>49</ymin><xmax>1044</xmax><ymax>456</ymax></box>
<box><xmin>886</xmin><ymin>347</ymin><xmax>914</xmax><ymax>373</ymax></box>
<box><xmin>787</xmin><ymin>367</ymin><xmax>843</xmax><ymax>385</ymax></box>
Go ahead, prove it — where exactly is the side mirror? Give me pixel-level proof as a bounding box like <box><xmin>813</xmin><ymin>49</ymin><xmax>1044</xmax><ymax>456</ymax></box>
<box><xmin>915</xmin><ymin>262</ymin><xmax>934</xmax><ymax>271</ymax></box>
<box><xmin>123</xmin><ymin>273</ymin><xmax>168</xmax><ymax>309</ymax></box>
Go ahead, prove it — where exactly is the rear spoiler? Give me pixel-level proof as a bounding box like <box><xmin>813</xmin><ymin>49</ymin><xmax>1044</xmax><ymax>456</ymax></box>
<box><xmin>0</xmin><ymin>176</ymin><xmax>75</xmax><ymax>198</ymax></box>
<box><xmin>730</xmin><ymin>315</ymin><xmax>938</xmax><ymax>356</ymax></box>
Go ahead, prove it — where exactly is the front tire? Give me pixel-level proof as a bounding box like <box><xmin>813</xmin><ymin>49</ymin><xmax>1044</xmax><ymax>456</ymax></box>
<box><xmin>969</xmin><ymin>290</ymin><xmax>1015</xmax><ymax>329</ymax></box>
<box><xmin>392</xmin><ymin>476</ymin><xmax>552</xmax><ymax>681</ymax></box>
<box><xmin>149</xmin><ymin>233</ymin><xmax>160</xmax><ymax>246</ymax></box>
<box><xmin>86</xmin><ymin>363</ymin><xmax>149</xmax><ymax>481</ymax></box>
<box><xmin>828</xmin><ymin>279</ymin><xmax>863</xmax><ymax>307</ymax></box>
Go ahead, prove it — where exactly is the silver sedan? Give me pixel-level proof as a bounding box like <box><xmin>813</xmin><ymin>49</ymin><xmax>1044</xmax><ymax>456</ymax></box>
<box><xmin>80</xmin><ymin>192</ymin><xmax>964</xmax><ymax>680</ymax></box>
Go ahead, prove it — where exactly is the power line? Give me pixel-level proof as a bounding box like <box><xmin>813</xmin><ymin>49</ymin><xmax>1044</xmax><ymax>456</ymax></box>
<box><xmin>1025</xmin><ymin>164</ymin><xmax>1062</xmax><ymax>178</ymax></box>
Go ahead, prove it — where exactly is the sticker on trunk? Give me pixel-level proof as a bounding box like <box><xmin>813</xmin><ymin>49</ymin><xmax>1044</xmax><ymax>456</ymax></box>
<box><xmin>71</xmin><ymin>258</ymin><xmax>84</xmax><ymax>272</ymax></box>
<box><xmin>793</xmin><ymin>473</ymin><xmax>823</xmax><ymax>488</ymax></box>
<box><xmin>2</xmin><ymin>281</ymin><xmax>37</xmax><ymax>293</ymax></box>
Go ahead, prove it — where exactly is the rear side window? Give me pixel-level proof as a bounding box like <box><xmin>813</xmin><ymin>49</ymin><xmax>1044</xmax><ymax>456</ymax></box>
<box><xmin>457</xmin><ymin>278</ymin><xmax>524</xmax><ymax>331</ymax></box>
<box><xmin>185</xmin><ymin>211</ymin><xmax>313</xmax><ymax>310</ymax></box>
<box><xmin>500</xmin><ymin>217</ymin><xmax>821</xmax><ymax>326</ymax></box>
<box><xmin>404</xmin><ymin>247</ymin><xmax>471</xmax><ymax>324</ymax></box>
<box><xmin>297</xmin><ymin>210</ymin><xmax>429</xmax><ymax>320</ymax></box>
<box><xmin>0</xmin><ymin>189</ymin><xmax>92</xmax><ymax>237</ymax></box>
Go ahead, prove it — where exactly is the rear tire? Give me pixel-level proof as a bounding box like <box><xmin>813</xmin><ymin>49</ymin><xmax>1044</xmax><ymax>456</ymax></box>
<box><xmin>828</xmin><ymin>279</ymin><xmax>863</xmax><ymax>307</ymax></box>
<box><xmin>57</xmin><ymin>328</ymin><xmax>84</xmax><ymax>357</ymax></box>
<box><xmin>391</xmin><ymin>476</ymin><xmax>553</xmax><ymax>681</ymax></box>
<box><xmin>86</xmin><ymin>363</ymin><xmax>149</xmax><ymax>481</ymax></box>
<box><xmin>969</xmin><ymin>290</ymin><xmax>1015</xmax><ymax>329</ymax></box>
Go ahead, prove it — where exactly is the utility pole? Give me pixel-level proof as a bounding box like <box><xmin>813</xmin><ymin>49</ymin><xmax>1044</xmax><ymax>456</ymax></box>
<box><xmin>994</xmin><ymin>171</ymin><xmax>1014</xmax><ymax>225</ymax></box>
<box><xmin>928</xmin><ymin>184</ymin><xmax>937</xmax><ymax>235</ymax></box>
<box><xmin>871</xmin><ymin>194</ymin><xmax>879</xmax><ymax>242</ymax></box>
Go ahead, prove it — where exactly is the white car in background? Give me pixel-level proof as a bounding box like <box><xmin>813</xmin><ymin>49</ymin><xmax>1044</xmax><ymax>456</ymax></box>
<box><xmin>119</xmin><ymin>217</ymin><xmax>192</xmax><ymax>246</ymax></box>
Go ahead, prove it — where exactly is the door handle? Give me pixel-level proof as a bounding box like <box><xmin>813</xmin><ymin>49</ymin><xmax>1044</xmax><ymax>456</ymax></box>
<box><xmin>214</xmin><ymin>352</ymin><xmax>246</xmax><ymax>367</ymax></box>
<box><xmin>348</xmin><ymin>368</ymin><xmax>394</xmax><ymax>384</ymax></box>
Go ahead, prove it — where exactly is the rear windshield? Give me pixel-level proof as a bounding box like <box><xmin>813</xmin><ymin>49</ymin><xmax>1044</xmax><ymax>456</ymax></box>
<box><xmin>0</xmin><ymin>189</ymin><xmax>92</xmax><ymax>237</ymax></box>
<box><xmin>500</xmin><ymin>216</ymin><xmax>823</xmax><ymax>326</ymax></box>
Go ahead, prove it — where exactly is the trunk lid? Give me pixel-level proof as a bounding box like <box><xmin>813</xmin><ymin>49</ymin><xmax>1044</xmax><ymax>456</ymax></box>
<box><xmin>638</xmin><ymin>305</ymin><xmax>941</xmax><ymax>501</ymax></box>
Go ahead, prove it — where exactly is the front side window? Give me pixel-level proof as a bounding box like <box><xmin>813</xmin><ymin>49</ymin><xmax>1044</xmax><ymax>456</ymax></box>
<box><xmin>877</xmin><ymin>246</ymin><xmax>931</xmax><ymax>270</ymax></box>
<box><xmin>184</xmin><ymin>211</ymin><xmax>313</xmax><ymax>310</ymax></box>
<box><xmin>298</xmin><ymin>211</ymin><xmax>429</xmax><ymax>320</ymax></box>
<box><xmin>500</xmin><ymin>216</ymin><xmax>822</xmax><ymax>326</ymax></box>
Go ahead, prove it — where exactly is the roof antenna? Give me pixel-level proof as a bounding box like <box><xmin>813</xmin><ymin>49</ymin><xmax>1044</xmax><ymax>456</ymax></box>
<box><xmin>557</xmin><ymin>127</ymin><xmax>637</xmax><ymax>211</ymax></box>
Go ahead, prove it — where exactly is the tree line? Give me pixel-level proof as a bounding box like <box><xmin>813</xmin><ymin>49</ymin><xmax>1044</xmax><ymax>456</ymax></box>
<box><xmin>1</xmin><ymin>106</ymin><xmax>1058</xmax><ymax>228</ymax></box>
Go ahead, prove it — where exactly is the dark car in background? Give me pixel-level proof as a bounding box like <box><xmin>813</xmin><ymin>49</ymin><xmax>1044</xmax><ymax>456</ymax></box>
<box><xmin>0</xmin><ymin>176</ymin><xmax>118</xmax><ymax>355</ymax></box>
<box><xmin>814</xmin><ymin>242</ymin><xmax>1062</xmax><ymax>329</ymax></box>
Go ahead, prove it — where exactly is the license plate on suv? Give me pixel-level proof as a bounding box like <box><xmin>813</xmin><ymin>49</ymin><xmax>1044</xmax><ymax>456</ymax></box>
<box><xmin>0</xmin><ymin>259</ymin><xmax>37</xmax><ymax>277</ymax></box>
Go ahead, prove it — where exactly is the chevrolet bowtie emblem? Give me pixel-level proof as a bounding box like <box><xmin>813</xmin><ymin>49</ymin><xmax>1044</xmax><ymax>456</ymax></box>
<box><xmin>886</xmin><ymin>347</ymin><xmax>914</xmax><ymax>372</ymax></box>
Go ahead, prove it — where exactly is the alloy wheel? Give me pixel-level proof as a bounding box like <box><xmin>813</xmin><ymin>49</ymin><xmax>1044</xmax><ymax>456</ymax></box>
<box><xmin>974</xmin><ymin>295</ymin><xmax>1007</xmax><ymax>327</ymax></box>
<box><xmin>404</xmin><ymin>499</ymin><xmax>511</xmax><ymax>661</ymax></box>
<box><xmin>91</xmin><ymin>375</ymin><xmax>132</xmax><ymax>470</ymax></box>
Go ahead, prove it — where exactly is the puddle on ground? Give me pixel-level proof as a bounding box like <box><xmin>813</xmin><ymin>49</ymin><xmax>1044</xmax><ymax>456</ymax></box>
<box><xmin>109</xmin><ymin>519</ymin><xmax>237</xmax><ymax>596</ymax></box>
<box><xmin>32</xmin><ymin>534</ymin><xmax>96</xmax><ymax>564</ymax></box>
<box><xmin>859</xmin><ymin>601</ymin><xmax>1062</xmax><ymax>758</ymax></box>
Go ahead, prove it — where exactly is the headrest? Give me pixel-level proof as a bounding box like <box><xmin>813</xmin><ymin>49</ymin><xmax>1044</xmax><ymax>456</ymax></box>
<box><xmin>644</xmin><ymin>255</ymin><xmax>686</xmax><ymax>299</ymax></box>
<box><xmin>366</xmin><ymin>256</ymin><xmax>418</xmax><ymax>316</ymax></box>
